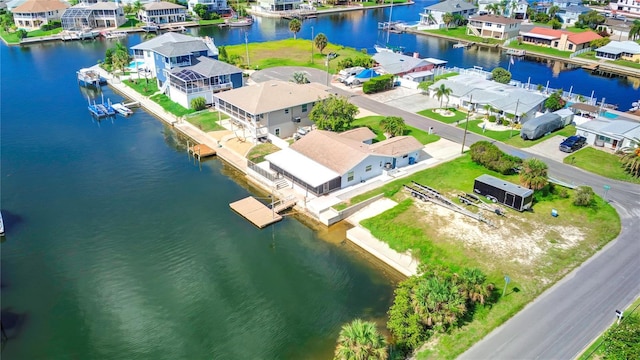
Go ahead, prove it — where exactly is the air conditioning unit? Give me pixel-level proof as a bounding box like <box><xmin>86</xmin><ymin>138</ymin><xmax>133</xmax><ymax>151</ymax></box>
<box><xmin>293</xmin><ymin>117</ymin><xmax>301</xmax><ymax>123</ymax></box>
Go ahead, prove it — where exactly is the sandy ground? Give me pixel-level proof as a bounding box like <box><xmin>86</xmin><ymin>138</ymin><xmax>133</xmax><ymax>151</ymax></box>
<box><xmin>207</xmin><ymin>130</ymin><xmax>255</xmax><ymax>157</ymax></box>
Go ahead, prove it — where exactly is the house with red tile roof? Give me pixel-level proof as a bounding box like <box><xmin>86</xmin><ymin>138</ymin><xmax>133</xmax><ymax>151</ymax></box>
<box><xmin>11</xmin><ymin>0</ymin><xmax>68</xmax><ymax>30</ymax></box>
<box><xmin>520</xmin><ymin>27</ymin><xmax>602</xmax><ymax>52</ymax></box>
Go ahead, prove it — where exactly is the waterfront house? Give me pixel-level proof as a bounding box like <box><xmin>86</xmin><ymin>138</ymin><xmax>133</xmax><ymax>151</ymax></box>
<box><xmin>552</xmin><ymin>0</ymin><xmax>583</xmax><ymax>8</ymax></box>
<box><xmin>187</xmin><ymin>0</ymin><xmax>230</xmax><ymax>15</ymax></box>
<box><xmin>419</xmin><ymin>0</ymin><xmax>477</xmax><ymax>30</ymax></box>
<box><xmin>595</xmin><ymin>40</ymin><xmax>640</xmax><ymax>61</ymax></box>
<box><xmin>520</xmin><ymin>27</ymin><xmax>601</xmax><ymax>52</ymax></box>
<box><xmin>213</xmin><ymin>80</ymin><xmax>332</xmax><ymax>142</ymax></box>
<box><xmin>611</xmin><ymin>0</ymin><xmax>640</xmax><ymax>16</ymax></box>
<box><xmin>478</xmin><ymin>0</ymin><xmax>528</xmax><ymax>19</ymax></box>
<box><xmin>10</xmin><ymin>0</ymin><xmax>68</xmax><ymax>30</ymax></box>
<box><xmin>557</xmin><ymin>5</ymin><xmax>590</xmax><ymax>25</ymax></box>
<box><xmin>466</xmin><ymin>14</ymin><xmax>522</xmax><ymax>40</ymax></box>
<box><xmin>265</xmin><ymin>129</ymin><xmax>424</xmax><ymax>196</ymax></box>
<box><xmin>257</xmin><ymin>0</ymin><xmax>301</xmax><ymax>12</ymax></box>
<box><xmin>138</xmin><ymin>1</ymin><xmax>186</xmax><ymax>25</ymax></box>
<box><xmin>429</xmin><ymin>73</ymin><xmax>546</xmax><ymax>123</ymax></box>
<box><xmin>576</xmin><ymin>118</ymin><xmax>640</xmax><ymax>151</ymax></box>
<box><xmin>372</xmin><ymin>52</ymin><xmax>444</xmax><ymax>77</ymax></box>
<box><xmin>61</xmin><ymin>0</ymin><xmax>126</xmax><ymax>31</ymax></box>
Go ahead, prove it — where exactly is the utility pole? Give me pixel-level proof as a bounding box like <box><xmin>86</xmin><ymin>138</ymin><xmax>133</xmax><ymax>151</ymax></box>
<box><xmin>244</xmin><ymin>31</ymin><xmax>250</xmax><ymax>67</ymax></box>
<box><xmin>461</xmin><ymin>94</ymin><xmax>472</xmax><ymax>154</ymax></box>
<box><xmin>510</xmin><ymin>98</ymin><xmax>519</xmax><ymax>139</ymax></box>
<box><xmin>311</xmin><ymin>26</ymin><xmax>314</xmax><ymax>64</ymax></box>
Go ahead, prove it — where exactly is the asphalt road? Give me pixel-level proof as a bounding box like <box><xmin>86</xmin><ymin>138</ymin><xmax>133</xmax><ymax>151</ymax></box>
<box><xmin>252</xmin><ymin>67</ymin><xmax>640</xmax><ymax>359</ymax></box>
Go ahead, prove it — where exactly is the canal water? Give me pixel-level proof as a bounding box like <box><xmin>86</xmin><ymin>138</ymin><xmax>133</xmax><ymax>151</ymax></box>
<box><xmin>0</xmin><ymin>43</ymin><xmax>398</xmax><ymax>359</ymax></box>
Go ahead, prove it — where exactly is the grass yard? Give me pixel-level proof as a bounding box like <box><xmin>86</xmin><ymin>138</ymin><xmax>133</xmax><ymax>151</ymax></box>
<box><xmin>185</xmin><ymin>110</ymin><xmax>228</xmax><ymax>132</ymax></box>
<box><xmin>150</xmin><ymin>94</ymin><xmax>195</xmax><ymax>117</ymax></box>
<box><xmin>123</xmin><ymin>78</ymin><xmax>159</xmax><ymax>97</ymax></box>
<box><xmin>505</xmin><ymin>125</ymin><xmax>576</xmax><ymax>148</ymax></box>
<box><xmin>0</xmin><ymin>30</ymin><xmax>20</xmax><ymax>44</ymax></box>
<box><xmin>223</xmin><ymin>39</ymin><xmax>369</xmax><ymax>72</ymax></box>
<box><xmin>246</xmin><ymin>143</ymin><xmax>281</xmax><ymax>164</ymax></box>
<box><xmin>119</xmin><ymin>16</ymin><xmax>141</xmax><ymax>28</ymax></box>
<box><xmin>507</xmin><ymin>43</ymin><xmax>572</xmax><ymax>58</ymax></box>
<box><xmin>27</xmin><ymin>27</ymin><xmax>63</xmax><ymax>37</ymax></box>
<box><xmin>563</xmin><ymin>147</ymin><xmax>640</xmax><ymax>184</ymax></box>
<box><xmin>199</xmin><ymin>19</ymin><xmax>226</xmax><ymax>26</ymax></box>
<box><xmin>353</xmin><ymin>155</ymin><xmax>620</xmax><ymax>359</ymax></box>
<box><xmin>424</xmin><ymin>27</ymin><xmax>503</xmax><ymax>45</ymax></box>
<box><xmin>610</xmin><ymin>58</ymin><xmax>640</xmax><ymax>70</ymax></box>
<box><xmin>459</xmin><ymin>119</ymin><xmax>519</xmax><ymax>142</ymax></box>
<box><xmin>352</xmin><ymin>116</ymin><xmax>440</xmax><ymax>145</ymax></box>
<box><xmin>418</xmin><ymin>108</ymin><xmax>468</xmax><ymax>124</ymax></box>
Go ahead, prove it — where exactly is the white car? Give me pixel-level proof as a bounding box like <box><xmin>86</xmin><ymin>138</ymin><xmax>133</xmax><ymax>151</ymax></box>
<box><xmin>337</xmin><ymin>66</ymin><xmax>365</xmax><ymax>83</ymax></box>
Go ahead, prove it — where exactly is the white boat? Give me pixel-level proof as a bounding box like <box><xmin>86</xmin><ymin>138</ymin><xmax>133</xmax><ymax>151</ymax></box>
<box><xmin>373</xmin><ymin>2</ymin><xmax>405</xmax><ymax>54</ymax></box>
<box><xmin>102</xmin><ymin>31</ymin><xmax>127</xmax><ymax>39</ymax></box>
<box><xmin>226</xmin><ymin>17</ymin><xmax>253</xmax><ymax>27</ymax></box>
<box><xmin>112</xmin><ymin>103</ymin><xmax>133</xmax><ymax>116</ymax></box>
<box><xmin>374</xmin><ymin>44</ymin><xmax>405</xmax><ymax>54</ymax></box>
<box><xmin>77</xmin><ymin>68</ymin><xmax>106</xmax><ymax>87</ymax></box>
<box><xmin>0</xmin><ymin>210</ymin><xmax>5</xmax><ymax>236</ymax></box>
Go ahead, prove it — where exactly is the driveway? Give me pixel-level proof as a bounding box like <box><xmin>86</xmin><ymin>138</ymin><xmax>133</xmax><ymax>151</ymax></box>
<box><xmin>525</xmin><ymin>135</ymin><xmax>574</xmax><ymax>162</ymax></box>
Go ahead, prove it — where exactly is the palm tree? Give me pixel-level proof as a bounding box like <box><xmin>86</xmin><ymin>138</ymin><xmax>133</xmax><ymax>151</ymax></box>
<box><xmin>133</xmin><ymin>0</ymin><xmax>143</xmax><ymax>18</ymax></box>
<box><xmin>519</xmin><ymin>158</ymin><xmax>548</xmax><ymax>190</ymax></box>
<box><xmin>629</xmin><ymin>20</ymin><xmax>640</xmax><ymax>41</ymax></box>
<box><xmin>483</xmin><ymin>104</ymin><xmax>492</xmax><ymax>118</ymax></box>
<box><xmin>486</xmin><ymin>3</ymin><xmax>500</xmax><ymax>15</ymax></box>
<box><xmin>289</xmin><ymin>19</ymin><xmax>301</xmax><ymax>39</ymax></box>
<box><xmin>620</xmin><ymin>137</ymin><xmax>640</xmax><ymax>178</ymax></box>
<box><xmin>548</xmin><ymin>5</ymin><xmax>559</xmax><ymax>19</ymax></box>
<box><xmin>457</xmin><ymin>268</ymin><xmax>490</xmax><ymax>305</ymax></box>
<box><xmin>314</xmin><ymin>33</ymin><xmax>328</xmax><ymax>54</ymax></box>
<box><xmin>380</xmin><ymin>116</ymin><xmax>406</xmax><ymax>137</ymax></box>
<box><xmin>334</xmin><ymin>319</ymin><xmax>387</xmax><ymax>360</ymax></box>
<box><xmin>435</xmin><ymin>84</ymin><xmax>452</xmax><ymax>108</ymax></box>
<box><xmin>442</xmin><ymin>12</ymin><xmax>454</xmax><ymax>29</ymax></box>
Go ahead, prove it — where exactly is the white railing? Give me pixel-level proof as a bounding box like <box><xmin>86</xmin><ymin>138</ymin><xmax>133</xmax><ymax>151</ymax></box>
<box><xmin>503</xmin><ymin>36</ymin><xmax>518</xmax><ymax>46</ymax></box>
<box><xmin>570</xmin><ymin>47</ymin><xmax>592</xmax><ymax>58</ymax></box>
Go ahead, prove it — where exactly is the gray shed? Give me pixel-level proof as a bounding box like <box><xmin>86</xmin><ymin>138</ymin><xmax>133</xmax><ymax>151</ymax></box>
<box><xmin>521</xmin><ymin>113</ymin><xmax>564</xmax><ymax>140</ymax></box>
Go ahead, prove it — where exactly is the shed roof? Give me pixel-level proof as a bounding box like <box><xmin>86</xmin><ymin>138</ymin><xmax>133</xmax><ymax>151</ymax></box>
<box><xmin>475</xmin><ymin>174</ymin><xmax>533</xmax><ymax>197</ymax></box>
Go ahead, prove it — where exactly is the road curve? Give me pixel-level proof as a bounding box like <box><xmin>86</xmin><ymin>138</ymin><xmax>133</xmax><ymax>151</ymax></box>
<box><xmin>252</xmin><ymin>67</ymin><xmax>640</xmax><ymax>358</ymax></box>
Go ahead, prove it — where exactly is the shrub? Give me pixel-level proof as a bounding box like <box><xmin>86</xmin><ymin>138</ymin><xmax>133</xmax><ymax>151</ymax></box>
<box><xmin>190</xmin><ymin>97</ymin><xmax>206</xmax><ymax>111</ymax></box>
<box><xmin>363</xmin><ymin>74</ymin><xmax>394</xmax><ymax>94</ymax></box>
<box><xmin>488</xmin><ymin>115</ymin><xmax>497</xmax><ymax>123</ymax></box>
<box><xmin>573</xmin><ymin>186</ymin><xmax>595</xmax><ymax>206</ymax></box>
<box><xmin>469</xmin><ymin>141</ymin><xmax>522</xmax><ymax>175</ymax></box>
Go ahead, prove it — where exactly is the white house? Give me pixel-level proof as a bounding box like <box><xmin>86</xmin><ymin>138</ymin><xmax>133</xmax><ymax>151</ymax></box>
<box><xmin>478</xmin><ymin>0</ymin><xmax>528</xmax><ymax>19</ymax></box>
<box><xmin>610</xmin><ymin>0</ymin><xmax>640</xmax><ymax>16</ymax></box>
<box><xmin>552</xmin><ymin>0</ymin><xmax>583</xmax><ymax>8</ymax></box>
<box><xmin>419</xmin><ymin>0</ymin><xmax>477</xmax><ymax>29</ymax></box>
<box><xmin>213</xmin><ymin>80</ymin><xmax>332</xmax><ymax>142</ymax></box>
<box><xmin>61</xmin><ymin>1</ymin><xmax>126</xmax><ymax>31</ymax></box>
<box><xmin>595</xmin><ymin>40</ymin><xmax>640</xmax><ymax>61</ymax></box>
<box><xmin>257</xmin><ymin>0</ymin><xmax>301</xmax><ymax>12</ymax></box>
<box><xmin>576</xmin><ymin>118</ymin><xmax>640</xmax><ymax>151</ymax></box>
<box><xmin>187</xmin><ymin>0</ymin><xmax>230</xmax><ymax>15</ymax></box>
<box><xmin>10</xmin><ymin>0</ymin><xmax>68</xmax><ymax>30</ymax></box>
<box><xmin>466</xmin><ymin>14</ymin><xmax>522</xmax><ymax>40</ymax></box>
<box><xmin>265</xmin><ymin>129</ymin><xmax>424</xmax><ymax>196</ymax></box>
<box><xmin>138</xmin><ymin>1</ymin><xmax>187</xmax><ymax>25</ymax></box>
<box><xmin>557</xmin><ymin>5</ymin><xmax>590</xmax><ymax>25</ymax></box>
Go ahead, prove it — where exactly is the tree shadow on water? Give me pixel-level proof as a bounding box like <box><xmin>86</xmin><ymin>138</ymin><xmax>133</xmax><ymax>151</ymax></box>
<box><xmin>1</xmin><ymin>308</ymin><xmax>28</xmax><ymax>347</ymax></box>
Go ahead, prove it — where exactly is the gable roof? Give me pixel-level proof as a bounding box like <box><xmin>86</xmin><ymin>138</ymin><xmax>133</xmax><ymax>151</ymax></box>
<box><xmin>143</xmin><ymin>1</ymin><xmax>186</xmax><ymax>10</ymax></box>
<box><xmin>561</xmin><ymin>5</ymin><xmax>590</xmax><ymax>13</ymax></box>
<box><xmin>131</xmin><ymin>32</ymin><xmax>203</xmax><ymax>51</ymax></box>
<box><xmin>13</xmin><ymin>0</ymin><xmax>67</xmax><ymax>13</ymax></box>
<box><xmin>340</xmin><ymin>127</ymin><xmax>376</xmax><ymax>142</ymax></box>
<box><xmin>469</xmin><ymin>14</ymin><xmax>522</xmax><ymax>25</ymax></box>
<box><xmin>131</xmin><ymin>32</ymin><xmax>211</xmax><ymax>57</ymax></box>
<box><xmin>372</xmin><ymin>52</ymin><xmax>432</xmax><ymax>75</ymax></box>
<box><xmin>213</xmin><ymin>80</ymin><xmax>331</xmax><ymax>115</ymax></box>
<box><xmin>175</xmin><ymin>56</ymin><xmax>242</xmax><ymax>77</ymax></box>
<box><xmin>425</xmin><ymin>0</ymin><xmax>476</xmax><ymax>12</ymax></box>
<box><xmin>523</xmin><ymin>27</ymin><xmax>601</xmax><ymax>44</ymax></box>
<box><xmin>596</xmin><ymin>40</ymin><xmax>640</xmax><ymax>55</ymax></box>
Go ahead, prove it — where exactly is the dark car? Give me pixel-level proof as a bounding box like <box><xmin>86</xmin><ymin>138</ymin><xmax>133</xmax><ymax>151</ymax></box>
<box><xmin>559</xmin><ymin>135</ymin><xmax>586</xmax><ymax>153</ymax></box>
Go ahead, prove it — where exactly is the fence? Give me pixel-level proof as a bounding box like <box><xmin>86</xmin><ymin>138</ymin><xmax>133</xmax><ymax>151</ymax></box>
<box><xmin>570</xmin><ymin>47</ymin><xmax>593</xmax><ymax>58</ymax></box>
<box><xmin>247</xmin><ymin>160</ymin><xmax>278</xmax><ymax>182</ymax></box>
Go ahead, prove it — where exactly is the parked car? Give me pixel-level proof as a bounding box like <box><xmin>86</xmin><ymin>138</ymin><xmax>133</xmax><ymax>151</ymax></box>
<box><xmin>559</xmin><ymin>135</ymin><xmax>586</xmax><ymax>153</ymax></box>
<box><xmin>344</xmin><ymin>68</ymin><xmax>380</xmax><ymax>86</ymax></box>
<box><xmin>337</xmin><ymin>66</ymin><xmax>365</xmax><ymax>83</ymax></box>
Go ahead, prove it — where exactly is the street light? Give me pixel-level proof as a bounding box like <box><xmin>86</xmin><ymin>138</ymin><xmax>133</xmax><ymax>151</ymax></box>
<box><xmin>461</xmin><ymin>94</ymin><xmax>473</xmax><ymax>154</ymax></box>
<box><xmin>244</xmin><ymin>31</ymin><xmax>250</xmax><ymax>67</ymax></box>
<box><xmin>311</xmin><ymin>26</ymin><xmax>314</xmax><ymax>64</ymax></box>
<box><xmin>325</xmin><ymin>57</ymin><xmax>329</xmax><ymax>86</ymax></box>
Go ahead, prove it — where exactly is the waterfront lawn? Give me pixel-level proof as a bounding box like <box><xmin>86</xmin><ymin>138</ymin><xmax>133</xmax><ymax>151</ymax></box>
<box><xmin>28</xmin><ymin>27</ymin><xmax>63</xmax><ymax>38</ymax></box>
<box><xmin>224</xmin><ymin>39</ymin><xmax>368</xmax><ymax>72</ymax></box>
<box><xmin>119</xmin><ymin>16</ymin><xmax>141</xmax><ymax>28</ymax></box>
<box><xmin>150</xmin><ymin>94</ymin><xmax>195</xmax><ymax>117</ymax></box>
<box><xmin>577</xmin><ymin>50</ymin><xmax>597</xmax><ymax>60</ymax></box>
<box><xmin>563</xmin><ymin>147</ymin><xmax>640</xmax><ymax>184</ymax></box>
<box><xmin>246</xmin><ymin>143</ymin><xmax>281</xmax><ymax>164</ymax></box>
<box><xmin>363</xmin><ymin>0</ymin><xmax>408</xmax><ymax>5</ymax></box>
<box><xmin>0</xmin><ymin>30</ymin><xmax>20</xmax><ymax>44</ymax></box>
<box><xmin>507</xmin><ymin>43</ymin><xmax>572</xmax><ymax>58</ymax></box>
<box><xmin>610</xmin><ymin>59</ymin><xmax>640</xmax><ymax>70</ymax></box>
<box><xmin>185</xmin><ymin>110</ymin><xmax>228</xmax><ymax>132</ymax></box>
<box><xmin>352</xmin><ymin>116</ymin><xmax>440</xmax><ymax>145</ymax></box>
<box><xmin>505</xmin><ymin>125</ymin><xmax>576</xmax><ymax>148</ymax></box>
<box><xmin>355</xmin><ymin>155</ymin><xmax>620</xmax><ymax>359</ymax></box>
<box><xmin>418</xmin><ymin>108</ymin><xmax>467</xmax><ymax>124</ymax></box>
<box><xmin>124</xmin><ymin>79</ymin><xmax>159</xmax><ymax>97</ymax></box>
<box><xmin>199</xmin><ymin>19</ymin><xmax>225</xmax><ymax>26</ymax></box>
<box><xmin>459</xmin><ymin>119</ymin><xmax>519</xmax><ymax>142</ymax></box>
<box><xmin>424</xmin><ymin>27</ymin><xmax>503</xmax><ymax>45</ymax></box>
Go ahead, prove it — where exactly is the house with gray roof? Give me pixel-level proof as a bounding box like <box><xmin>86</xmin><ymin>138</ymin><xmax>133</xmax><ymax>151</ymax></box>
<box><xmin>372</xmin><ymin>52</ymin><xmax>443</xmax><ymax>76</ymax></box>
<box><xmin>213</xmin><ymin>80</ymin><xmax>332</xmax><ymax>142</ymax></box>
<box><xmin>61</xmin><ymin>0</ymin><xmax>126</xmax><ymax>31</ymax></box>
<box><xmin>419</xmin><ymin>0</ymin><xmax>477</xmax><ymax>29</ymax></box>
<box><xmin>557</xmin><ymin>5</ymin><xmax>590</xmax><ymax>25</ymax></box>
<box><xmin>576</xmin><ymin>118</ymin><xmax>640</xmax><ymax>151</ymax></box>
<box><xmin>138</xmin><ymin>1</ymin><xmax>186</xmax><ymax>25</ymax></box>
<box><xmin>595</xmin><ymin>40</ymin><xmax>640</xmax><ymax>61</ymax></box>
<box><xmin>265</xmin><ymin>130</ymin><xmax>424</xmax><ymax>195</ymax></box>
<box><xmin>130</xmin><ymin>32</ymin><xmax>219</xmax><ymax>91</ymax></box>
<box><xmin>187</xmin><ymin>0</ymin><xmax>230</xmax><ymax>15</ymax></box>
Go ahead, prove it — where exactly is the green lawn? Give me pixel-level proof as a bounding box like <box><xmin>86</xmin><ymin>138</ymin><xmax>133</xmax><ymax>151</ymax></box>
<box><xmin>246</xmin><ymin>143</ymin><xmax>281</xmax><ymax>163</ymax></box>
<box><xmin>150</xmin><ymin>94</ymin><xmax>195</xmax><ymax>117</ymax></box>
<box><xmin>424</xmin><ymin>27</ymin><xmax>504</xmax><ymax>45</ymax></box>
<box><xmin>577</xmin><ymin>51</ymin><xmax>597</xmax><ymax>60</ymax></box>
<box><xmin>565</xmin><ymin>26</ymin><xmax>591</xmax><ymax>33</ymax></box>
<box><xmin>185</xmin><ymin>110</ymin><xmax>228</xmax><ymax>132</ymax></box>
<box><xmin>27</xmin><ymin>27</ymin><xmax>63</xmax><ymax>38</ymax></box>
<box><xmin>418</xmin><ymin>108</ymin><xmax>468</xmax><ymax>124</ymax></box>
<box><xmin>352</xmin><ymin>116</ymin><xmax>440</xmax><ymax>145</ymax></box>
<box><xmin>199</xmin><ymin>19</ymin><xmax>226</xmax><ymax>26</ymax></box>
<box><xmin>362</xmin><ymin>0</ymin><xmax>408</xmax><ymax>5</ymax></box>
<box><xmin>505</xmin><ymin>125</ymin><xmax>576</xmax><ymax>148</ymax></box>
<box><xmin>459</xmin><ymin>119</ymin><xmax>519</xmax><ymax>142</ymax></box>
<box><xmin>563</xmin><ymin>147</ymin><xmax>640</xmax><ymax>184</ymax></box>
<box><xmin>354</xmin><ymin>155</ymin><xmax>620</xmax><ymax>359</ymax></box>
<box><xmin>123</xmin><ymin>78</ymin><xmax>159</xmax><ymax>97</ymax></box>
<box><xmin>507</xmin><ymin>43</ymin><xmax>572</xmax><ymax>58</ymax></box>
<box><xmin>119</xmin><ymin>16</ymin><xmax>141</xmax><ymax>28</ymax></box>
<box><xmin>610</xmin><ymin>58</ymin><xmax>640</xmax><ymax>69</ymax></box>
<box><xmin>0</xmin><ymin>30</ymin><xmax>20</xmax><ymax>44</ymax></box>
<box><xmin>224</xmin><ymin>39</ymin><xmax>368</xmax><ymax>72</ymax></box>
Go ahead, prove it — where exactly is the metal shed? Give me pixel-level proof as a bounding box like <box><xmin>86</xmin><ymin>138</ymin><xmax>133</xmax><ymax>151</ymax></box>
<box><xmin>473</xmin><ymin>174</ymin><xmax>534</xmax><ymax>211</ymax></box>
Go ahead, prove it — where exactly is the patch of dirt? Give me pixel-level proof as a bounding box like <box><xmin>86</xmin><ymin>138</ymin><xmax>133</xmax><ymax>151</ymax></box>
<box><xmin>434</xmin><ymin>109</ymin><xmax>455</xmax><ymax>117</ymax></box>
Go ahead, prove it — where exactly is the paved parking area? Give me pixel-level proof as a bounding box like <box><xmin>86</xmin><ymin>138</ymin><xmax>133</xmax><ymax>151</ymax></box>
<box><xmin>524</xmin><ymin>136</ymin><xmax>574</xmax><ymax>162</ymax></box>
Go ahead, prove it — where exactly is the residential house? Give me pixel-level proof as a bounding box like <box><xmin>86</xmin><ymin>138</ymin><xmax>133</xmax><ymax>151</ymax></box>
<box><xmin>609</xmin><ymin>0</ymin><xmax>640</xmax><ymax>16</ymax></box>
<box><xmin>187</xmin><ymin>0</ymin><xmax>230</xmax><ymax>15</ymax></box>
<box><xmin>576</xmin><ymin>118</ymin><xmax>640</xmax><ymax>151</ymax></box>
<box><xmin>265</xmin><ymin>129</ymin><xmax>424</xmax><ymax>196</ymax></box>
<box><xmin>478</xmin><ymin>0</ymin><xmax>528</xmax><ymax>19</ymax></box>
<box><xmin>61</xmin><ymin>1</ymin><xmax>126</xmax><ymax>31</ymax></box>
<box><xmin>429</xmin><ymin>73</ymin><xmax>547</xmax><ymax>123</ymax></box>
<box><xmin>372</xmin><ymin>52</ymin><xmax>444</xmax><ymax>77</ymax></box>
<box><xmin>557</xmin><ymin>5</ymin><xmax>590</xmax><ymax>25</ymax></box>
<box><xmin>213</xmin><ymin>80</ymin><xmax>332</xmax><ymax>142</ymax></box>
<box><xmin>130</xmin><ymin>32</ymin><xmax>219</xmax><ymax>89</ymax></box>
<box><xmin>467</xmin><ymin>14</ymin><xmax>522</xmax><ymax>40</ymax></box>
<box><xmin>138</xmin><ymin>1</ymin><xmax>186</xmax><ymax>25</ymax></box>
<box><xmin>10</xmin><ymin>0</ymin><xmax>68</xmax><ymax>30</ymax></box>
<box><xmin>419</xmin><ymin>0</ymin><xmax>477</xmax><ymax>29</ymax></box>
<box><xmin>595</xmin><ymin>40</ymin><xmax>640</xmax><ymax>61</ymax></box>
<box><xmin>520</xmin><ymin>27</ymin><xmax>601</xmax><ymax>52</ymax></box>
<box><xmin>552</xmin><ymin>0</ymin><xmax>583</xmax><ymax>8</ymax></box>
<box><xmin>257</xmin><ymin>0</ymin><xmax>301</xmax><ymax>12</ymax></box>
<box><xmin>603</xmin><ymin>18</ymin><xmax>633</xmax><ymax>41</ymax></box>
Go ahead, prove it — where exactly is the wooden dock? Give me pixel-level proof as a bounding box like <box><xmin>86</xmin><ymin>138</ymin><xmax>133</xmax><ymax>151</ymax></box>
<box><xmin>230</xmin><ymin>197</ymin><xmax>283</xmax><ymax>228</ymax></box>
<box><xmin>582</xmin><ymin>63</ymin><xmax>599</xmax><ymax>71</ymax></box>
<box><xmin>189</xmin><ymin>143</ymin><xmax>216</xmax><ymax>160</ymax></box>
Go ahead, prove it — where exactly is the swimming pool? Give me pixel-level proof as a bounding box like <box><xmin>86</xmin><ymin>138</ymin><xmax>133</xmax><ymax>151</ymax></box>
<box><xmin>128</xmin><ymin>60</ymin><xmax>145</xmax><ymax>69</ymax></box>
<box><xmin>602</xmin><ymin>112</ymin><xmax>619</xmax><ymax>119</ymax></box>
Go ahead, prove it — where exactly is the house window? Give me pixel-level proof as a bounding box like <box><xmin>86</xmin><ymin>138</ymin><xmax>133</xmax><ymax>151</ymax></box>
<box><xmin>302</xmin><ymin>104</ymin><xmax>308</xmax><ymax>112</ymax></box>
<box><xmin>284</xmin><ymin>109</ymin><xmax>289</xmax><ymax>114</ymax></box>
<box><xmin>568</xmin><ymin>43</ymin><xmax>574</xmax><ymax>50</ymax></box>
<box><xmin>275</xmin><ymin>128</ymin><xmax>280</xmax><ymax>136</ymax></box>
<box><xmin>347</xmin><ymin>171</ymin><xmax>354</xmax><ymax>182</ymax></box>
<box><xmin>365</xmin><ymin>165</ymin><xmax>372</xmax><ymax>172</ymax></box>
<box><xmin>554</xmin><ymin>41</ymin><xmax>559</xmax><ymax>47</ymax></box>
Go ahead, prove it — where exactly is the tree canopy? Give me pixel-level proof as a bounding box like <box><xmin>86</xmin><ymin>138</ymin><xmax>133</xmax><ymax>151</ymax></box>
<box><xmin>289</xmin><ymin>19</ymin><xmax>301</xmax><ymax>39</ymax></box>
<box><xmin>545</xmin><ymin>90</ymin><xmax>566</xmax><ymax>112</ymax></box>
<box><xmin>333</xmin><ymin>319</ymin><xmax>387</xmax><ymax>360</ymax></box>
<box><xmin>519</xmin><ymin>158</ymin><xmax>548</xmax><ymax>190</ymax></box>
<box><xmin>314</xmin><ymin>33</ymin><xmax>328</xmax><ymax>54</ymax></box>
<box><xmin>601</xmin><ymin>314</ymin><xmax>640</xmax><ymax>359</ymax></box>
<box><xmin>491</xmin><ymin>67</ymin><xmax>512</xmax><ymax>84</ymax></box>
<box><xmin>380</xmin><ymin>116</ymin><xmax>406</xmax><ymax>137</ymax></box>
<box><xmin>577</xmin><ymin>10</ymin><xmax>605</xmax><ymax>29</ymax></box>
<box><xmin>309</xmin><ymin>95</ymin><xmax>359</xmax><ymax>132</ymax></box>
